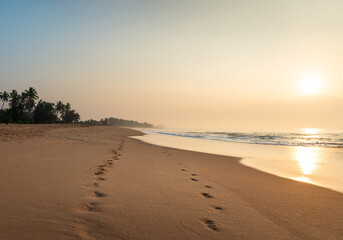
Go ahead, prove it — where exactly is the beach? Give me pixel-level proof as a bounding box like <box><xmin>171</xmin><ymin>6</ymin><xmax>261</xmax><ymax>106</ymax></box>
<box><xmin>0</xmin><ymin>125</ymin><xmax>342</xmax><ymax>240</ymax></box>
<box><xmin>134</xmin><ymin>130</ymin><xmax>343</xmax><ymax>193</ymax></box>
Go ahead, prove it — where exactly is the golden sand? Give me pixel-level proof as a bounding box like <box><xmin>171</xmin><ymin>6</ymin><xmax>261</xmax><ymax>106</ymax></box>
<box><xmin>0</xmin><ymin>125</ymin><xmax>342</xmax><ymax>239</ymax></box>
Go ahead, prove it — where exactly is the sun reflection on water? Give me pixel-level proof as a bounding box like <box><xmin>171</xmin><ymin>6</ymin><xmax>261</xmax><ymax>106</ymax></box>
<box><xmin>300</xmin><ymin>128</ymin><xmax>322</xmax><ymax>135</ymax></box>
<box><xmin>294</xmin><ymin>176</ymin><xmax>312</xmax><ymax>183</ymax></box>
<box><xmin>292</xmin><ymin>146</ymin><xmax>322</xmax><ymax>183</ymax></box>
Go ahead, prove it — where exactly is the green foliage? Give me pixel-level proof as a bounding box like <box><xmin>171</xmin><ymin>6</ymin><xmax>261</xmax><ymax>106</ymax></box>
<box><xmin>9</xmin><ymin>90</ymin><xmax>26</xmax><ymax>122</ymax></box>
<box><xmin>33</xmin><ymin>100</ymin><xmax>57</xmax><ymax>123</ymax></box>
<box><xmin>23</xmin><ymin>115</ymin><xmax>35</xmax><ymax>124</ymax></box>
<box><xmin>63</xmin><ymin>109</ymin><xmax>80</xmax><ymax>123</ymax></box>
<box><xmin>0</xmin><ymin>91</ymin><xmax>9</xmax><ymax>110</ymax></box>
<box><xmin>0</xmin><ymin>87</ymin><xmax>81</xmax><ymax>124</ymax></box>
<box><xmin>84</xmin><ymin>117</ymin><xmax>153</xmax><ymax>128</ymax></box>
<box><xmin>55</xmin><ymin>101</ymin><xmax>65</xmax><ymax>120</ymax></box>
<box><xmin>0</xmin><ymin>109</ymin><xmax>12</xmax><ymax>123</ymax></box>
<box><xmin>54</xmin><ymin>101</ymin><xmax>80</xmax><ymax>123</ymax></box>
<box><xmin>23</xmin><ymin>87</ymin><xmax>39</xmax><ymax>114</ymax></box>
<box><xmin>107</xmin><ymin>117</ymin><xmax>153</xmax><ymax>127</ymax></box>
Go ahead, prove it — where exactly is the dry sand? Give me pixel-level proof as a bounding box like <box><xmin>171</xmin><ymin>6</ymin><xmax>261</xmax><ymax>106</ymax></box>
<box><xmin>0</xmin><ymin>125</ymin><xmax>342</xmax><ymax>240</ymax></box>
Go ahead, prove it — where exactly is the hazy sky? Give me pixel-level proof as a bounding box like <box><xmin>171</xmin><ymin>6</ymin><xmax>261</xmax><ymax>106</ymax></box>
<box><xmin>1</xmin><ymin>0</ymin><xmax>343</xmax><ymax>129</ymax></box>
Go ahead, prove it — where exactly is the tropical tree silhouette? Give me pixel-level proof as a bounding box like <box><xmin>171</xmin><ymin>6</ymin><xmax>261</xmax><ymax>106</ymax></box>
<box><xmin>59</xmin><ymin>102</ymin><xmax>80</xmax><ymax>123</ymax></box>
<box><xmin>63</xmin><ymin>109</ymin><xmax>80</xmax><ymax>123</ymax></box>
<box><xmin>55</xmin><ymin>101</ymin><xmax>65</xmax><ymax>120</ymax></box>
<box><xmin>0</xmin><ymin>87</ymin><xmax>81</xmax><ymax>124</ymax></box>
<box><xmin>9</xmin><ymin>90</ymin><xmax>20</xmax><ymax>109</ymax></box>
<box><xmin>23</xmin><ymin>87</ymin><xmax>39</xmax><ymax>114</ymax></box>
<box><xmin>0</xmin><ymin>91</ymin><xmax>9</xmax><ymax>110</ymax></box>
<box><xmin>33</xmin><ymin>100</ymin><xmax>57</xmax><ymax>123</ymax></box>
<box><xmin>65</xmin><ymin>103</ymin><xmax>71</xmax><ymax>112</ymax></box>
<box><xmin>9</xmin><ymin>90</ymin><xmax>25</xmax><ymax>122</ymax></box>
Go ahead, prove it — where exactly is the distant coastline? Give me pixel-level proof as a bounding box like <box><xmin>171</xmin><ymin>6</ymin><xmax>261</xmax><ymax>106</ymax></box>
<box><xmin>83</xmin><ymin>117</ymin><xmax>153</xmax><ymax>128</ymax></box>
<box><xmin>1</xmin><ymin>87</ymin><xmax>154</xmax><ymax>128</ymax></box>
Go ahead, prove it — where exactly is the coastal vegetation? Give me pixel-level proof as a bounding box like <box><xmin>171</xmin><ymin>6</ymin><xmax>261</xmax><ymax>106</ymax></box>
<box><xmin>0</xmin><ymin>87</ymin><xmax>80</xmax><ymax>124</ymax></box>
<box><xmin>84</xmin><ymin>117</ymin><xmax>153</xmax><ymax>128</ymax></box>
<box><xmin>1</xmin><ymin>87</ymin><xmax>153</xmax><ymax>127</ymax></box>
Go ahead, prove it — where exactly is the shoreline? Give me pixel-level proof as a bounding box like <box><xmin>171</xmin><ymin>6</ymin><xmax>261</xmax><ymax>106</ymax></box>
<box><xmin>1</xmin><ymin>125</ymin><xmax>342</xmax><ymax>239</ymax></box>
<box><xmin>134</xmin><ymin>136</ymin><xmax>343</xmax><ymax>193</ymax></box>
<box><xmin>133</xmin><ymin>131</ymin><xmax>343</xmax><ymax>193</ymax></box>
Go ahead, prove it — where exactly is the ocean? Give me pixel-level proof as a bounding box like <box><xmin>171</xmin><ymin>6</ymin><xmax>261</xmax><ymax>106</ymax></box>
<box><xmin>133</xmin><ymin>128</ymin><xmax>343</xmax><ymax>193</ymax></box>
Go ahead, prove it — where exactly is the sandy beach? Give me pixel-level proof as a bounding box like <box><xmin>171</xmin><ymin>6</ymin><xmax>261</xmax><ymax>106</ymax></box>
<box><xmin>0</xmin><ymin>125</ymin><xmax>342</xmax><ymax>240</ymax></box>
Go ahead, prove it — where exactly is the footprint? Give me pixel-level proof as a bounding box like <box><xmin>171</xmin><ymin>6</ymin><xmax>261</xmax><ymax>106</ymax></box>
<box><xmin>96</xmin><ymin>177</ymin><xmax>105</xmax><ymax>181</ymax></box>
<box><xmin>205</xmin><ymin>185</ymin><xmax>212</xmax><ymax>189</ymax></box>
<box><xmin>201</xmin><ymin>193</ymin><xmax>213</xmax><ymax>199</ymax></box>
<box><xmin>93</xmin><ymin>191</ymin><xmax>106</xmax><ymax>198</ymax></box>
<box><xmin>86</xmin><ymin>202</ymin><xmax>101</xmax><ymax>212</ymax></box>
<box><xmin>191</xmin><ymin>174</ymin><xmax>197</xmax><ymax>176</ymax></box>
<box><xmin>181</xmin><ymin>169</ymin><xmax>187</xmax><ymax>172</ymax></box>
<box><xmin>214</xmin><ymin>206</ymin><xmax>223</xmax><ymax>211</ymax></box>
<box><xmin>201</xmin><ymin>218</ymin><xmax>218</xmax><ymax>231</ymax></box>
<box><xmin>94</xmin><ymin>170</ymin><xmax>104</xmax><ymax>175</ymax></box>
<box><xmin>190</xmin><ymin>178</ymin><xmax>199</xmax><ymax>182</ymax></box>
<box><xmin>107</xmin><ymin>160</ymin><xmax>114</xmax><ymax>165</ymax></box>
<box><xmin>92</xmin><ymin>182</ymin><xmax>99</xmax><ymax>187</ymax></box>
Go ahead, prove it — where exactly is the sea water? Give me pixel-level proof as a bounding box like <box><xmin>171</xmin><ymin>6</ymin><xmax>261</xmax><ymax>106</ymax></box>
<box><xmin>133</xmin><ymin>128</ymin><xmax>343</xmax><ymax>193</ymax></box>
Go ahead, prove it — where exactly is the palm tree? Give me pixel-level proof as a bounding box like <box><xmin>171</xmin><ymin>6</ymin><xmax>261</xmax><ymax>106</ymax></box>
<box><xmin>0</xmin><ymin>91</ymin><xmax>10</xmax><ymax>110</ymax></box>
<box><xmin>23</xmin><ymin>87</ymin><xmax>39</xmax><ymax>114</ymax></box>
<box><xmin>9</xmin><ymin>90</ymin><xmax>20</xmax><ymax>108</ymax></box>
<box><xmin>65</xmin><ymin>103</ymin><xmax>71</xmax><ymax>112</ymax></box>
<box><xmin>62</xmin><ymin>103</ymin><xmax>71</xmax><ymax>122</ymax></box>
<box><xmin>55</xmin><ymin>101</ymin><xmax>65</xmax><ymax>119</ymax></box>
<box><xmin>9</xmin><ymin>90</ymin><xmax>25</xmax><ymax>122</ymax></box>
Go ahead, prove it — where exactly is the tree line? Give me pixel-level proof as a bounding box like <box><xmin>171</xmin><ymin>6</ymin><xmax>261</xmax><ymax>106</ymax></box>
<box><xmin>85</xmin><ymin>117</ymin><xmax>153</xmax><ymax>128</ymax></box>
<box><xmin>0</xmin><ymin>87</ymin><xmax>80</xmax><ymax>124</ymax></box>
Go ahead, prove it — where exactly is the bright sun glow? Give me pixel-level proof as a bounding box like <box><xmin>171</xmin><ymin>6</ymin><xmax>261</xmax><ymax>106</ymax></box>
<box><xmin>301</xmin><ymin>128</ymin><xmax>322</xmax><ymax>135</ymax></box>
<box><xmin>300</xmin><ymin>74</ymin><xmax>322</xmax><ymax>95</ymax></box>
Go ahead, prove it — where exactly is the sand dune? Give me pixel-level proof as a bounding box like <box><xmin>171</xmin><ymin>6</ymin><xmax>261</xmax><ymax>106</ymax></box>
<box><xmin>0</xmin><ymin>125</ymin><xmax>342</xmax><ymax>239</ymax></box>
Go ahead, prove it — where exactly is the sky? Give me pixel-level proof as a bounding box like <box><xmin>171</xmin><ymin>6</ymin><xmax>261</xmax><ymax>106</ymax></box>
<box><xmin>1</xmin><ymin>0</ymin><xmax>343</xmax><ymax>129</ymax></box>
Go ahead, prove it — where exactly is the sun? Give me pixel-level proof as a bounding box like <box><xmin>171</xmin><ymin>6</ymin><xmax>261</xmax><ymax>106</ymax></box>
<box><xmin>300</xmin><ymin>74</ymin><xmax>321</xmax><ymax>95</ymax></box>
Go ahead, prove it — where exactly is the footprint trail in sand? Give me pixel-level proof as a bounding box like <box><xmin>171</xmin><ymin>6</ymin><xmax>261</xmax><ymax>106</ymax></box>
<box><xmin>178</xmin><ymin>160</ymin><xmax>225</xmax><ymax>232</ymax></box>
<box><xmin>81</xmin><ymin>140</ymin><xmax>126</xmax><ymax>217</ymax></box>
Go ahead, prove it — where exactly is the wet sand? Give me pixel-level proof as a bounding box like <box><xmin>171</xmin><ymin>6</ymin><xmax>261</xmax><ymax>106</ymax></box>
<box><xmin>0</xmin><ymin>125</ymin><xmax>342</xmax><ymax>239</ymax></box>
